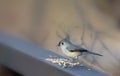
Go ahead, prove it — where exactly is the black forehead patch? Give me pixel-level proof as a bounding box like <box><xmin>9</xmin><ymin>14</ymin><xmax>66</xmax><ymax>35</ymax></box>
<box><xmin>57</xmin><ymin>41</ymin><xmax>62</xmax><ymax>46</ymax></box>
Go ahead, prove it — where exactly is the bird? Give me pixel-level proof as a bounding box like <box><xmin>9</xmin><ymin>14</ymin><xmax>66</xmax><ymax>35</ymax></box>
<box><xmin>57</xmin><ymin>38</ymin><xmax>103</xmax><ymax>62</ymax></box>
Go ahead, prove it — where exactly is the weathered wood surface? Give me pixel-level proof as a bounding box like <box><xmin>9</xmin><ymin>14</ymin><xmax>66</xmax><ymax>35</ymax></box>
<box><xmin>0</xmin><ymin>33</ymin><xmax>108</xmax><ymax>76</ymax></box>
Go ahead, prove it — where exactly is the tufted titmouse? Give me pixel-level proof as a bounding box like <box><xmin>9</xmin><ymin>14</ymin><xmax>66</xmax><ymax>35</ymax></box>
<box><xmin>57</xmin><ymin>38</ymin><xmax>102</xmax><ymax>61</ymax></box>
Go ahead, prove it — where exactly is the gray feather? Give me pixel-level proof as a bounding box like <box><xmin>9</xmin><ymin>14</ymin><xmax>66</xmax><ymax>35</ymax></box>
<box><xmin>86</xmin><ymin>51</ymin><xmax>103</xmax><ymax>56</ymax></box>
<box><xmin>67</xmin><ymin>44</ymin><xmax>80</xmax><ymax>50</ymax></box>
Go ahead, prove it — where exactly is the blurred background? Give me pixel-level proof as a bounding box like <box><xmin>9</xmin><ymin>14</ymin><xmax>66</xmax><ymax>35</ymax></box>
<box><xmin>0</xmin><ymin>0</ymin><xmax>120</xmax><ymax>76</ymax></box>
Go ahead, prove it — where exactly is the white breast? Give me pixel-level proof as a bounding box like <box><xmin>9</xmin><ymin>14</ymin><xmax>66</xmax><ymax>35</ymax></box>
<box><xmin>60</xmin><ymin>45</ymin><xmax>80</xmax><ymax>58</ymax></box>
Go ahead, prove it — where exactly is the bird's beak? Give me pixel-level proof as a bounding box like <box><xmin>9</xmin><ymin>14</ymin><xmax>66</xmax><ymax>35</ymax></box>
<box><xmin>57</xmin><ymin>42</ymin><xmax>60</xmax><ymax>46</ymax></box>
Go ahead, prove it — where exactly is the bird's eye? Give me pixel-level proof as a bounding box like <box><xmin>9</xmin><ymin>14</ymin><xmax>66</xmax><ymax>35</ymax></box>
<box><xmin>61</xmin><ymin>42</ymin><xmax>64</xmax><ymax>45</ymax></box>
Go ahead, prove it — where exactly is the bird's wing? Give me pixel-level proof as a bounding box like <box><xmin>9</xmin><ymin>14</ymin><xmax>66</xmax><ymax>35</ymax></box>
<box><xmin>67</xmin><ymin>45</ymin><xmax>87</xmax><ymax>52</ymax></box>
<box><xmin>67</xmin><ymin>44</ymin><xmax>103</xmax><ymax>56</ymax></box>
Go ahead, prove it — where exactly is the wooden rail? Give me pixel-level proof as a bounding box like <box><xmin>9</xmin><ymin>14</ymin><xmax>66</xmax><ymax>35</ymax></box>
<box><xmin>0</xmin><ymin>32</ymin><xmax>108</xmax><ymax>76</ymax></box>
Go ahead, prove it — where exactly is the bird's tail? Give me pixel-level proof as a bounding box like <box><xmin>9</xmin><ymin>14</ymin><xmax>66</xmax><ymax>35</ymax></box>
<box><xmin>86</xmin><ymin>51</ymin><xmax>103</xmax><ymax>56</ymax></box>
